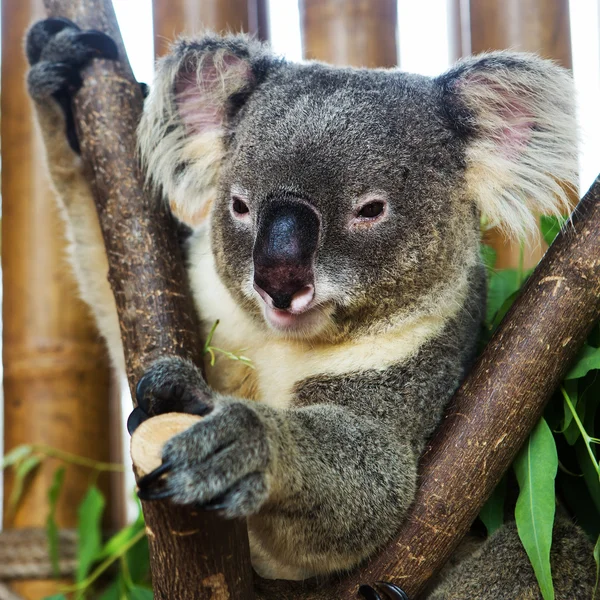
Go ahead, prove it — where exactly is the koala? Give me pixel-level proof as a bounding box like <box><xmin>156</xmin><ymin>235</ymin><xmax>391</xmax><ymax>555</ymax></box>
<box><xmin>26</xmin><ymin>18</ymin><xmax>596</xmax><ymax>598</ymax></box>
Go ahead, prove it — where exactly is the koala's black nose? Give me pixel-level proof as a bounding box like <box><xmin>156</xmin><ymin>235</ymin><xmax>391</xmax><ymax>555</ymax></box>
<box><xmin>253</xmin><ymin>198</ymin><xmax>320</xmax><ymax>312</ymax></box>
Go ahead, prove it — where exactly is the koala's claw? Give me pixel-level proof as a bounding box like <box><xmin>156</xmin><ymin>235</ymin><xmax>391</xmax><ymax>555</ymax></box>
<box><xmin>127</xmin><ymin>406</ymin><xmax>150</xmax><ymax>435</ymax></box>
<box><xmin>358</xmin><ymin>586</ymin><xmax>383</xmax><ymax>600</ymax></box>
<box><xmin>376</xmin><ymin>582</ymin><xmax>409</xmax><ymax>599</ymax></box>
<box><xmin>358</xmin><ymin>583</ymin><xmax>409</xmax><ymax>600</ymax></box>
<box><xmin>138</xmin><ymin>460</ymin><xmax>174</xmax><ymax>487</ymax></box>
<box><xmin>137</xmin><ymin>486</ymin><xmax>176</xmax><ymax>502</ymax></box>
<box><xmin>136</xmin><ymin>460</ymin><xmax>176</xmax><ymax>501</ymax></box>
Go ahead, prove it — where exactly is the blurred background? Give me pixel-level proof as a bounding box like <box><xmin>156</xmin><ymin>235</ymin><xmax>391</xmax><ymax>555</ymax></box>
<box><xmin>0</xmin><ymin>1</ymin><xmax>599</xmax><ymax>598</ymax></box>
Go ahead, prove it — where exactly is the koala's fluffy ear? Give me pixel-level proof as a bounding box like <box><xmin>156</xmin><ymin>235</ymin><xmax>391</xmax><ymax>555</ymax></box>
<box><xmin>138</xmin><ymin>34</ymin><xmax>279</xmax><ymax>226</ymax></box>
<box><xmin>437</xmin><ymin>52</ymin><xmax>578</xmax><ymax>239</ymax></box>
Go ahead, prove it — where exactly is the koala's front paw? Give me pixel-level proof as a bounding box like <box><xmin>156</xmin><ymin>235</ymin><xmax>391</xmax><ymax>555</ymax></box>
<box><xmin>127</xmin><ymin>357</ymin><xmax>212</xmax><ymax>434</ymax></box>
<box><xmin>137</xmin><ymin>400</ymin><xmax>271</xmax><ymax>518</ymax></box>
<box><xmin>26</xmin><ymin>18</ymin><xmax>118</xmax><ymax>152</ymax></box>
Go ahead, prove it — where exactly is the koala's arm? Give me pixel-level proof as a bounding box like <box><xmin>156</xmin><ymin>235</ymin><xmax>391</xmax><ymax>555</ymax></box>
<box><xmin>135</xmin><ymin>288</ymin><xmax>482</xmax><ymax>580</ymax></box>
<box><xmin>26</xmin><ymin>20</ymin><xmax>126</xmax><ymax>372</ymax></box>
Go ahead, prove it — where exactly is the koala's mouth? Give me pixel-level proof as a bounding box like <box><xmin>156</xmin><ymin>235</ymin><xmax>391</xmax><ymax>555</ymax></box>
<box><xmin>257</xmin><ymin>294</ymin><xmax>332</xmax><ymax>336</ymax></box>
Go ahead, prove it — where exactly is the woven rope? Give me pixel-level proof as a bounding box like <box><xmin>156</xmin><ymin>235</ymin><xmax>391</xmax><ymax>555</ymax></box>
<box><xmin>0</xmin><ymin>583</ymin><xmax>23</xmax><ymax>600</ymax></box>
<box><xmin>0</xmin><ymin>528</ymin><xmax>77</xmax><ymax>580</ymax></box>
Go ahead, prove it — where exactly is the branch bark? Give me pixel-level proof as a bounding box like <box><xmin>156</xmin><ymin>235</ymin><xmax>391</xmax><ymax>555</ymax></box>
<box><xmin>256</xmin><ymin>177</ymin><xmax>600</xmax><ymax>599</ymax></box>
<box><xmin>41</xmin><ymin>1</ymin><xmax>254</xmax><ymax>598</ymax></box>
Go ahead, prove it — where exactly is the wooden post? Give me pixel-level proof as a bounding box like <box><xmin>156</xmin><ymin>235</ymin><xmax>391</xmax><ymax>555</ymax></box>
<box><xmin>299</xmin><ymin>0</ymin><xmax>398</xmax><ymax>68</ymax></box>
<box><xmin>41</xmin><ymin>1</ymin><xmax>255</xmax><ymax>598</ymax></box>
<box><xmin>468</xmin><ymin>0</ymin><xmax>575</xmax><ymax>269</ymax></box>
<box><xmin>153</xmin><ymin>0</ymin><xmax>268</xmax><ymax>57</ymax></box>
<box><xmin>1</xmin><ymin>0</ymin><xmax>118</xmax><ymax>597</ymax></box>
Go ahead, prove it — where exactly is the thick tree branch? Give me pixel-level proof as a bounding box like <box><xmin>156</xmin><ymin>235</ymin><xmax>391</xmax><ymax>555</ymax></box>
<box><xmin>41</xmin><ymin>1</ymin><xmax>254</xmax><ymax>598</ymax></box>
<box><xmin>256</xmin><ymin>176</ymin><xmax>600</xmax><ymax>599</ymax></box>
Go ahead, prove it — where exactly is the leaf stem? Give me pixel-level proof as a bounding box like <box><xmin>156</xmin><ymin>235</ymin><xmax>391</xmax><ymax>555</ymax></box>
<box><xmin>561</xmin><ymin>386</ymin><xmax>600</xmax><ymax>478</ymax></box>
<box><xmin>31</xmin><ymin>444</ymin><xmax>125</xmax><ymax>472</ymax></box>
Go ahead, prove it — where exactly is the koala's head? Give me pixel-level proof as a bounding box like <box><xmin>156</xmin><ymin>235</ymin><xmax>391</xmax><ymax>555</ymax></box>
<box><xmin>140</xmin><ymin>34</ymin><xmax>577</xmax><ymax>341</ymax></box>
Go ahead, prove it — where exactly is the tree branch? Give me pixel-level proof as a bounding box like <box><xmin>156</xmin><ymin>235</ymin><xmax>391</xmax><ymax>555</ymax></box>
<box><xmin>41</xmin><ymin>1</ymin><xmax>254</xmax><ymax>598</ymax></box>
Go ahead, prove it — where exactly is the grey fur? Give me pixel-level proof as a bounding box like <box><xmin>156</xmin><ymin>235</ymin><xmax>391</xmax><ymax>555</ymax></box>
<box><xmin>25</xmin><ymin>23</ymin><xmax>593</xmax><ymax>595</ymax></box>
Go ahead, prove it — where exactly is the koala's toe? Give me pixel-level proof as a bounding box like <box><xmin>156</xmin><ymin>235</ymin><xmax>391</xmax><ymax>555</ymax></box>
<box><xmin>26</xmin><ymin>18</ymin><xmax>77</xmax><ymax>65</ymax></box>
<box><xmin>203</xmin><ymin>472</ymin><xmax>269</xmax><ymax>518</ymax></box>
<box><xmin>135</xmin><ymin>357</ymin><xmax>212</xmax><ymax>416</ymax></box>
<box><xmin>27</xmin><ymin>61</ymin><xmax>81</xmax><ymax>100</ymax></box>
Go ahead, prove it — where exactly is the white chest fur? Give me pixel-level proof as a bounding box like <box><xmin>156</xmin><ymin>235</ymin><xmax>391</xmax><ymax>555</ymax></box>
<box><xmin>187</xmin><ymin>232</ymin><xmax>453</xmax><ymax>409</ymax></box>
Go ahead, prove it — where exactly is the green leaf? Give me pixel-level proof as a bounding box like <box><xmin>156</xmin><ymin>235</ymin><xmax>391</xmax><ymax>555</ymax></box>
<box><xmin>486</xmin><ymin>268</ymin><xmax>521</xmax><ymax>323</ymax></box>
<box><xmin>1</xmin><ymin>444</ymin><xmax>33</xmax><ymax>469</ymax></box>
<box><xmin>479</xmin><ymin>476</ymin><xmax>507</xmax><ymax>535</ymax></box>
<box><xmin>130</xmin><ymin>586</ymin><xmax>153</xmax><ymax>600</ymax></box>
<box><xmin>42</xmin><ymin>595</ymin><xmax>68</xmax><ymax>600</ymax></box>
<box><xmin>514</xmin><ymin>418</ymin><xmax>558</xmax><ymax>600</ymax></box>
<box><xmin>76</xmin><ymin>485</ymin><xmax>106</xmax><ymax>583</ymax></box>
<box><xmin>8</xmin><ymin>454</ymin><xmax>42</xmax><ymax>515</ymax></box>
<box><xmin>480</xmin><ymin>244</ymin><xmax>497</xmax><ymax>271</ymax></box>
<box><xmin>593</xmin><ymin>535</ymin><xmax>600</xmax><ymax>600</ymax></box>
<box><xmin>540</xmin><ymin>215</ymin><xmax>567</xmax><ymax>247</ymax></box>
<box><xmin>97</xmin><ymin>511</ymin><xmax>145</xmax><ymax>561</ymax></box>
<box><xmin>47</xmin><ymin>467</ymin><xmax>66</xmax><ymax>577</ymax></box>
<box><xmin>565</xmin><ymin>345</ymin><xmax>600</xmax><ymax>380</ymax></box>
<box><xmin>125</xmin><ymin>535</ymin><xmax>151</xmax><ymax>584</ymax></box>
<box><xmin>97</xmin><ymin>581</ymin><xmax>120</xmax><ymax>600</ymax></box>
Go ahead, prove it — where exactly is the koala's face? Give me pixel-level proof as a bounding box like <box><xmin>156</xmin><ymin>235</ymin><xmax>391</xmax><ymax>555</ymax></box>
<box><xmin>140</xmin><ymin>36</ymin><xmax>576</xmax><ymax>341</ymax></box>
<box><xmin>211</xmin><ymin>66</ymin><xmax>478</xmax><ymax>339</ymax></box>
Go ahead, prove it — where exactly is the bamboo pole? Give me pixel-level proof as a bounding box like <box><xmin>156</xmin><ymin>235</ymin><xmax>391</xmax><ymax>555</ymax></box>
<box><xmin>153</xmin><ymin>0</ymin><xmax>268</xmax><ymax>57</ymax></box>
<box><xmin>1</xmin><ymin>0</ymin><xmax>118</xmax><ymax>597</ymax></box>
<box><xmin>41</xmin><ymin>1</ymin><xmax>254</xmax><ymax>598</ymax></box>
<box><xmin>468</xmin><ymin>0</ymin><xmax>575</xmax><ymax>269</ymax></box>
<box><xmin>299</xmin><ymin>0</ymin><xmax>398</xmax><ymax>68</ymax></box>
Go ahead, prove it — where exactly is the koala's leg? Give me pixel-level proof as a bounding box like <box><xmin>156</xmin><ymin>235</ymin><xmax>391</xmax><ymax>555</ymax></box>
<box><xmin>26</xmin><ymin>19</ymin><xmax>125</xmax><ymax>372</ymax></box>
<box><xmin>427</xmin><ymin>518</ymin><xmax>596</xmax><ymax>599</ymax></box>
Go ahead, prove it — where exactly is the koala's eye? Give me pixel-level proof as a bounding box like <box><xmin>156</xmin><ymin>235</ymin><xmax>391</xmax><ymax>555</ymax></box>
<box><xmin>357</xmin><ymin>201</ymin><xmax>385</xmax><ymax>220</ymax></box>
<box><xmin>232</xmin><ymin>195</ymin><xmax>249</xmax><ymax>216</ymax></box>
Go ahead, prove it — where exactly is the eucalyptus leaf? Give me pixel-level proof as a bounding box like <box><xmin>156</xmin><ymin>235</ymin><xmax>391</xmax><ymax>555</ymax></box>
<box><xmin>565</xmin><ymin>345</ymin><xmax>600</xmax><ymax>380</ymax></box>
<box><xmin>97</xmin><ymin>581</ymin><xmax>120</xmax><ymax>600</ymax></box>
<box><xmin>480</xmin><ymin>244</ymin><xmax>497</xmax><ymax>271</ymax></box>
<box><xmin>47</xmin><ymin>467</ymin><xmax>66</xmax><ymax>577</ymax></box>
<box><xmin>130</xmin><ymin>586</ymin><xmax>153</xmax><ymax>600</ymax></box>
<box><xmin>1</xmin><ymin>444</ymin><xmax>33</xmax><ymax>469</ymax></box>
<box><xmin>479</xmin><ymin>476</ymin><xmax>507</xmax><ymax>535</ymax></box>
<box><xmin>77</xmin><ymin>485</ymin><xmax>106</xmax><ymax>583</ymax></box>
<box><xmin>486</xmin><ymin>268</ymin><xmax>521</xmax><ymax>323</ymax></box>
<box><xmin>42</xmin><ymin>595</ymin><xmax>68</xmax><ymax>600</ymax></box>
<box><xmin>540</xmin><ymin>215</ymin><xmax>567</xmax><ymax>247</ymax></box>
<box><xmin>126</xmin><ymin>535</ymin><xmax>151</xmax><ymax>584</ymax></box>
<box><xmin>98</xmin><ymin>512</ymin><xmax>144</xmax><ymax>561</ymax></box>
<box><xmin>8</xmin><ymin>454</ymin><xmax>42</xmax><ymax>515</ymax></box>
<box><xmin>514</xmin><ymin>418</ymin><xmax>557</xmax><ymax>600</ymax></box>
